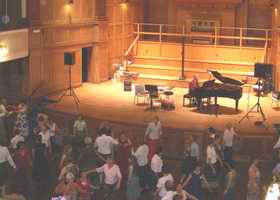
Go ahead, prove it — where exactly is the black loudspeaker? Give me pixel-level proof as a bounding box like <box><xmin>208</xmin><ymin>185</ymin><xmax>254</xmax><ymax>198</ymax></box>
<box><xmin>124</xmin><ymin>80</ymin><xmax>132</xmax><ymax>91</ymax></box>
<box><xmin>64</xmin><ymin>52</ymin><xmax>75</xmax><ymax>65</ymax></box>
<box><xmin>254</xmin><ymin>63</ymin><xmax>273</xmax><ymax>79</ymax></box>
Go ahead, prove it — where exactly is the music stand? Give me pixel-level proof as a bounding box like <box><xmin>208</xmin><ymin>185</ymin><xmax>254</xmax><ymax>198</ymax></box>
<box><xmin>57</xmin><ymin>64</ymin><xmax>80</xmax><ymax>109</ymax></box>
<box><xmin>145</xmin><ymin>84</ymin><xmax>158</xmax><ymax>111</ymax></box>
<box><xmin>239</xmin><ymin>78</ymin><xmax>266</xmax><ymax>123</ymax></box>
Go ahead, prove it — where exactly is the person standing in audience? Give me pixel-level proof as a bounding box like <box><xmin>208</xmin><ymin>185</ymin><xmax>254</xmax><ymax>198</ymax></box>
<box><xmin>73</xmin><ymin>115</ymin><xmax>88</xmax><ymax>144</ymax></box>
<box><xmin>190</xmin><ymin>135</ymin><xmax>200</xmax><ymax>170</ymax></box>
<box><xmin>10</xmin><ymin>129</ymin><xmax>25</xmax><ymax>150</ymax></box>
<box><xmin>181</xmin><ymin>164</ymin><xmax>212</xmax><ymax>200</ymax></box>
<box><xmin>156</xmin><ymin>166</ymin><xmax>174</xmax><ymax>199</ymax></box>
<box><xmin>0</xmin><ymin>140</ymin><xmax>17</xmax><ymax>196</ymax></box>
<box><xmin>0</xmin><ymin>98</ymin><xmax>8</xmax><ymax>143</ymax></box>
<box><xmin>145</xmin><ymin>116</ymin><xmax>162</xmax><ymax>160</ymax></box>
<box><xmin>206</xmin><ymin>138</ymin><xmax>222</xmax><ymax>174</ymax></box>
<box><xmin>132</xmin><ymin>139</ymin><xmax>149</xmax><ymax>190</ymax></box>
<box><xmin>13</xmin><ymin>141</ymin><xmax>32</xmax><ymax>198</ymax></box>
<box><xmin>126</xmin><ymin>156</ymin><xmax>141</xmax><ymax>200</ymax></box>
<box><xmin>14</xmin><ymin>103</ymin><xmax>29</xmax><ymax>138</ymax></box>
<box><xmin>223</xmin><ymin>123</ymin><xmax>237</xmax><ymax>163</ymax></box>
<box><xmin>181</xmin><ymin>137</ymin><xmax>192</xmax><ymax>184</ymax></box>
<box><xmin>115</xmin><ymin>131</ymin><xmax>132</xmax><ymax>189</ymax></box>
<box><xmin>224</xmin><ymin>162</ymin><xmax>237</xmax><ymax>200</ymax></box>
<box><xmin>38</xmin><ymin>124</ymin><xmax>52</xmax><ymax>153</ymax></box>
<box><xmin>151</xmin><ymin>146</ymin><xmax>163</xmax><ymax>190</ymax></box>
<box><xmin>32</xmin><ymin>135</ymin><xmax>49</xmax><ymax>186</ymax></box>
<box><xmin>94</xmin><ymin>127</ymin><xmax>119</xmax><ymax>161</ymax></box>
<box><xmin>247</xmin><ymin>159</ymin><xmax>261</xmax><ymax>200</ymax></box>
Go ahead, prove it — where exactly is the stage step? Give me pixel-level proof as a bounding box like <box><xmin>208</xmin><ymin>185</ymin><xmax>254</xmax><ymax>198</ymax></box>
<box><xmin>120</xmin><ymin>73</ymin><xmax>252</xmax><ymax>92</ymax></box>
<box><xmin>127</xmin><ymin>63</ymin><xmax>257</xmax><ymax>83</ymax></box>
<box><xmin>134</xmin><ymin>56</ymin><xmax>254</xmax><ymax>72</ymax></box>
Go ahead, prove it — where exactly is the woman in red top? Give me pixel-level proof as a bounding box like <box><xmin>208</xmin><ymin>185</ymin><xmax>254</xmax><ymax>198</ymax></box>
<box><xmin>13</xmin><ymin>141</ymin><xmax>32</xmax><ymax>198</ymax></box>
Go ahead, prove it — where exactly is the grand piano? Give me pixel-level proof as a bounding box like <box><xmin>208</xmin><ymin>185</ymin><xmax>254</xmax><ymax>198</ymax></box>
<box><xmin>192</xmin><ymin>70</ymin><xmax>243</xmax><ymax>112</ymax></box>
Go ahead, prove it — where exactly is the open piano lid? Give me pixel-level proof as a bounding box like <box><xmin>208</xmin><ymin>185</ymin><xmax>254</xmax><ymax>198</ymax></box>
<box><xmin>208</xmin><ymin>70</ymin><xmax>244</xmax><ymax>86</ymax></box>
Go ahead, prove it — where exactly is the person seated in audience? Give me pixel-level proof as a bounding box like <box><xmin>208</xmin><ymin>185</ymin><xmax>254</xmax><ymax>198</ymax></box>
<box><xmin>161</xmin><ymin>180</ymin><xmax>176</xmax><ymax>200</ymax></box>
<box><xmin>82</xmin><ymin>156</ymin><xmax>122</xmax><ymax>199</ymax></box>
<box><xmin>156</xmin><ymin>166</ymin><xmax>174</xmax><ymax>199</ymax></box>
<box><xmin>38</xmin><ymin>124</ymin><xmax>53</xmax><ymax>153</ymax></box>
<box><xmin>10</xmin><ymin>129</ymin><xmax>25</xmax><ymax>150</ymax></box>
<box><xmin>224</xmin><ymin>162</ymin><xmax>237</xmax><ymax>200</ymax></box>
<box><xmin>55</xmin><ymin>172</ymin><xmax>87</xmax><ymax>200</ymax></box>
<box><xmin>73</xmin><ymin>115</ymin><xmax>88</xmax><ymax>145</ymax></box>
<box><xmin>58</xmin><ymin>157</ymin><xmax>80</xmax><ymax>182</ymax></box>
<box><xmin>189</xmin><ymin>75</ymin><xmax>199</xmax><ymax>96</ymax></box>
<box><xmin>176</xmin><ymin>184</ymin><xmax>198</xmax><ymax>200</ymax></box>
<box><xmin>181</xmin><ymin>164</ymin><xmax>212</xmax><ymax>200</ymax></box>
<box><xmin>126</xmin><ymin>156</ymin><xmax>141</xmax><ymax>200</ymax></box>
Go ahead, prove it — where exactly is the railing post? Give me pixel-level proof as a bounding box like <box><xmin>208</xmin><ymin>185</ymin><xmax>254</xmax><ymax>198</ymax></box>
<box><xmin>159</xmin><ymin>24</ymin><xmax>162</xmax><ymax>43</ymax></box>
<box><xmin>240</xmin><ymin>28</ymin><xmax>243</xmax><ymax>49</ymax></box>
<box><xmin>137</xmin><ymin>23</ymin><xmax>140</xmax><ymax>38</ymax></box>
<box><xmin>214</xmin><ymin>27</ymin><xmax>218</xmax><ymax>46</ymax></box>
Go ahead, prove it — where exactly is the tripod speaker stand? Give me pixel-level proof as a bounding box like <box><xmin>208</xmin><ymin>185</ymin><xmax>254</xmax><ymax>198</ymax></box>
<box><xmin>239</xmin><ymin>79</ymin><xmax>266</xmax><ymax>123</ymax></box>
<box><xmin>57</xmin><ymin>52</ymin><xmax>80</xmax><ymax>109</ymax></box>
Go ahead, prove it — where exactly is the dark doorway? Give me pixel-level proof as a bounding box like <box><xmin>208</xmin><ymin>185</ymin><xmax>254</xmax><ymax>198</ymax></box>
<box><xmin>82</xmin><ymin>47</ymin><xmax>91</xmax><ymax>82</ymax></box>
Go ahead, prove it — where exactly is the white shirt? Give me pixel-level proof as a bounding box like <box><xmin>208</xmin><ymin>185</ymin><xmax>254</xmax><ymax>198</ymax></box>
<box><xmin>206</xmin><ymin>145</ymin><xmax>217</xmax><ymax>164</ymax></box>
<box><xmin>0</xmin><ymin>104</ymin><xmax>7</xmax><ymax>118</ymax></box>
<box><xmin>145</xmin><ymin>121</ymin><xmax>162</xmax><ymax>140</ymax></box>
<box><xmin>161</xmin><ymin>191</ymin><xmax>177</xmax><ymax>200</ymax></box>
<box><xmin>274</xmin><ymin>137</ymin><xmax>280</xmax><ymax>149</ymax></box>
<box><xmin>132</xmin><ymin>144</ymin><xmax>149</xmax><ymax>166</ymax></box>
<box><xmin>96</xmin><ymin>164</ymin><xmax>122</xmax><ymax>185</ymax></box>
<box><xmin>0</xmin><ymin>145</ymin><xmax>16</xmax><ymax>168</ymax></box>
<box><xmin>94</xmin><ymin>134</ymin><xmax>118</xmax><ymax>155</ymax></box>
<box><xmin>157</xmin><ymin>174</ymin><xmax>174</xmax><ymax>197</ymax></box>
<box><xmin>190</xmin><ymin>142</ymin><xmax>199</xmax><ymax>160</ymax></box>
<box><xmin>10</xmin><ymin>134</ymin><xmax>25</xmax><ymax>149</ymax></box>
<box><xmin>73</xmin><ymin>120</ymin><xmax>87</xmax><ymax>133</ymax></box>
<box><xmin>223</xmin><ymin>128</ymin><xmax>236</xmax><ymax>147</ymax></box>
<box><xmin>39</xmin><ymin>131</ymin><xmax>52</xmax><ymax>148</ymax></box>
<box><xmin>151</xmin><ymin>154</ymin><xmax>163</xmax><ymax>174</ymax></box>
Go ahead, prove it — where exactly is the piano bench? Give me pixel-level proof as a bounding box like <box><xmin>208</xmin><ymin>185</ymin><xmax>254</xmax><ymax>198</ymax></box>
<box><xmin>183</xmin><ymin>94</ymin><xmax>196</xmax><ymax>107</ymax></box>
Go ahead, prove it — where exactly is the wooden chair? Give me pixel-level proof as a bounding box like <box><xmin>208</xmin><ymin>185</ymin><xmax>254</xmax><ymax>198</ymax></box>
<box><xmin>134</xmin><ymin>84</ymin><xmax>148</xmax><ymax>105</ymax></box>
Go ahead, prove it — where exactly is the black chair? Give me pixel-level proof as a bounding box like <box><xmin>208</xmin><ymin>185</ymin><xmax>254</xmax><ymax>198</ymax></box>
<box><xmin>145</xmin><ymin>85</ymin><xmax>159</xmax><ymax>110</ymax></box>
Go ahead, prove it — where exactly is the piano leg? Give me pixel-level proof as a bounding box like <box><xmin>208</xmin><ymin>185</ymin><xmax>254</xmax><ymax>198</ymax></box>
<box><xmin>235</xmin><ymin>100</ymin><xmax>239</xmax><ymax>112</ymax></box>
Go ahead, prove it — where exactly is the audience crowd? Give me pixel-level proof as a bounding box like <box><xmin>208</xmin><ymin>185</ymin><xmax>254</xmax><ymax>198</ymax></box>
<box><xmin>0</xmin><ymin>97</ymin><xmax>279</xmax><ymax>200</ymax></box>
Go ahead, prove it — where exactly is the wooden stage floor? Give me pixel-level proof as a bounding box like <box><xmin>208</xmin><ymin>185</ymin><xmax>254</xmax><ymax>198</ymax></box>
<box><xmin>48</xmin><ymin>81</ymin><xmax>280</xmax><ymax>138</ymax></box>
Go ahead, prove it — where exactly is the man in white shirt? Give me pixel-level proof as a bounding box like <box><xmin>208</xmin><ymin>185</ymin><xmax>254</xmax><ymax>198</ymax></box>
<box><xmin>0</xmin><ymin>99</ymin><xmax>8</xmax><ymax>143</ymax></box>
<box><xmin>145</xmin><ymin>116</ymin><xmax>162</xmax><ymax>160</ymax></box>
<box><xmin>223</xmin><ymin>123</ymin><xmax>237</xmax><ymax>163</ymax></box>
<box><xmin>94</xmin><ymin>128</ymin><xmax>119</xmax><ymax>159</ymax></box>
<box><xmin>151</xmin><ymin>146</ymin><xmax>163</xmax><ymax>190</ymax></box>
<box><xmin>156</xmin><ymin>167</ymin><xmax>174</xmax><ymax>198</ymax></box>
<box><xmin>10</xmin><ymin>129</ymin><xmax>25</xmax><ymax>149</ymax></box>
<box><xmin>0</xmin><ymin>142</ymin><xmax>16</xmax><ymax>193</ymax></box>
<box><xmin>132</xmin><ymin>140</ymin><xmax>149</xmax><ymax>189</ymax></box>
<box><xmin>73</xmin><ymin>115</ymin><xmax>88</xmax><ymax>137</ymax></box>
<box><xmin>190</xmin><ymin>135</ymin><xmax>199</xmax><ymax>171</ymax></box>
<box><xmin>83</xmin><ymin>157</ymin><xmax>122</xmax><ymax>198</ymax></box>
<box><xmin>206</xmin><ymin>141</ymin><xmax>218</xmax><ymax>174</ymax></box>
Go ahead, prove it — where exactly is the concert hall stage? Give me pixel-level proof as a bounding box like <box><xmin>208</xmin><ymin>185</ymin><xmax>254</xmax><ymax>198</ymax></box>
<box><xmin>47</xmin><ymin>81</ymin><xmax>279</xmax><ymax>138</ymax></box>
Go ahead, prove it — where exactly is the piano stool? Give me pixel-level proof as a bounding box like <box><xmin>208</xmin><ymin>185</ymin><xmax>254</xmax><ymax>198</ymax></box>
<box><xmin>183</xmin><ymin>94</ymin><xmax>196</xmax><ymax>107</ymax></box>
